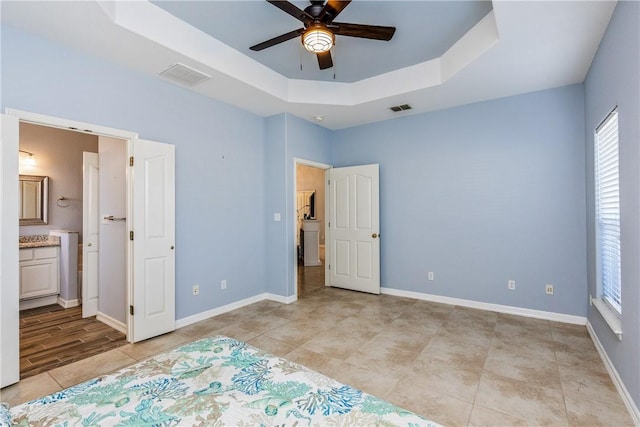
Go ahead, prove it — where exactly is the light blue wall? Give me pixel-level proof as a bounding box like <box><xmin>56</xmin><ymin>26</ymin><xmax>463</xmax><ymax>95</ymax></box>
<box><xmin>1</xmin><ymin>25</ymin><xmax>267</xmax><ymax>320</ymax></box>
<box><xmin>265</xmin><ymin>114</ymin><xmax>288</xmax><ymax>296</ymax></box>
<box><xmin>332</xmin><ymin>85</ymin><xmax>587</xmax><ymax>316</ymax></box>
<box><xmin>264</xmin><ymin>114</ymin><xmax>331</xmax><ymax>297</ymax></box>
<box><xmin>284</xmin><ymin>115</ymin><xmax>332</xmax><ymax>296</ymax></box>
<box><xmin>584</xmin><ymin>1</ymin><xmax>640</xmax><ymax>410</ymax></box>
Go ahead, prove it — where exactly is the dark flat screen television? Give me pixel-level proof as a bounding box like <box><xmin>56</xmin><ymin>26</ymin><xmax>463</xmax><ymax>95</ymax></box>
<box><xmin>309</xmin><ymin>192</ymin><xmax>315</xmax><ymax>219</ymax></box>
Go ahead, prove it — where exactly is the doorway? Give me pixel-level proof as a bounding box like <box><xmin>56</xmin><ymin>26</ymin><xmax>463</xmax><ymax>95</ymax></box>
<box><xmin>17</xmin><ymin>122</ymin><xmax>128</xmax><ymax>378</ymax></box>
<box><xmin>294</xmin><ymin>159</ymin><xmax>331</xmax><ymax>299</ymax></box>
<box><xmin>2</xmin><ymin>109</ymin><xmax>176</xmax><ymax>388</ymax></box>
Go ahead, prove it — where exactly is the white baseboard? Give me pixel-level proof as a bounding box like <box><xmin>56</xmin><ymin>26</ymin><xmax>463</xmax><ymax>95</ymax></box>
<box><xmin>96</xmin><ymin>311</ymin><xmax>127</xmax><ymax>334</ymax></box>
<box><xmin>175</xmin><ymin>292</ymin><xmax>296</xmax><ymax>329</ymax></box>
<box><xmin>57</xmin><ymin>297</ymin><xmax>79</xmax><ymax>309</ymax></box>
<box><xmin>19</xmin><ymin>295</ymin><xmax>58</xmax><ymax>311</ymax></box>
<box><xmin>380</xmin><ymin>287</ymin><xmax>587</xmax><ymax>325</ymax></box>
<box><xmin>176</xmin><ymin>286</ymin><xmax>586</xmax><ymax>332</ymax></box>
<box><xmin>175</xmin><ymin>294</ymin><xmax>267</xmax><ymax>329</ymax></box>
<box><xmin>586</xmin><ymin>321</ymin><xmax>640</xmax><ymax>425</ymax></box>
<box><xmin>266</xmin><ymin>293</ymin><xmax>297</xmax><ymax>304</ymax></box>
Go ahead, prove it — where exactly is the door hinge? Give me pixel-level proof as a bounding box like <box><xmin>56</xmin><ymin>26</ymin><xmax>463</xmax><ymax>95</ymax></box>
<box><xmin>328</xmin><ymin>264</ymin><xmax>331</xmax><ymax>270</ymax></box>
<box><xmin>129</xmin><ymin>305</ymin><xmax>134</xmax><ymax>316</ymax></box>
<box><xmin>129</xmin><ymin>231</ymin><xmax>134</xmax><ymax>241</ymax></box>
<box><xmin>328</xmin><ymin>221</ymin><xmax>330</xmax><ymax>228</ymax></box>
<box><xmin>129</xmin><ymin>156</ymin><xmax>134</xmax><ymax>167</ymax></box>
<box><xmin>328</xmin><ymin>179</ymin><xmax>330</xmax><ymax>185</ymax></box>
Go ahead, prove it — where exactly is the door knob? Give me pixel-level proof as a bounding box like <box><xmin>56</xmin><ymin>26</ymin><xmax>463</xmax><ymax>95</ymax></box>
<box><xmin>372</xmin><ymin>233</ymin><xmax>378</xmax><ymax>238</ymax></box>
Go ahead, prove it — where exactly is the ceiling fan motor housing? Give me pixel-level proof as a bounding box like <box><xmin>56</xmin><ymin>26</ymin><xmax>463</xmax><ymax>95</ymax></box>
<box><xmin>305</xmin><ymin>1</ymin><xmax>327</xmax><ymax>20</ymax></box>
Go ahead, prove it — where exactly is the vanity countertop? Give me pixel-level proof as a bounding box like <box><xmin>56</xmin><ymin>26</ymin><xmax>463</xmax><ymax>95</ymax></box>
<box><xmin>19</xmin><ymin>235</ymin><xmax>60</xmax><ymax>249</ymax></box>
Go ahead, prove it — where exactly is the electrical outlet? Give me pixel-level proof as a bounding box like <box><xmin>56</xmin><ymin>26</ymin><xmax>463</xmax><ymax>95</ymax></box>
<box><xmin>546</xmin><ymin>284</ymin><xmax>554</xmax><ymax>295</ymax></box>
<box><xmin>221</xmin><ymin>279</ymin><xmax>227</xmax><ymax>290</ymax></box>
<box><xmin>428</xmin><ymin>272</ymin><xmax>434</xmax><ymax>281</ymax></box>
<box><xmin>192</xmin><ymin>285</ymin><xmax>199</xmax><ymax>296</ymax></box>
<box><xmin>508</xmin><ymin>280</ymin><xmax>516</xmax><ymax>290</ymax></box>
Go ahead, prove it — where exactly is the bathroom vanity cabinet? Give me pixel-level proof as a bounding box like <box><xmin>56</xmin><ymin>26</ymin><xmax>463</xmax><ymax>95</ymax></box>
<box><xmin>302</xmin><ymin>220</ymin><xmax>322</xmax><ymax>267</ymax></box>
<box><xmin>19</xmin><ymin>246</ymin><xmax>60</xmax><ymax>300</ymax></box>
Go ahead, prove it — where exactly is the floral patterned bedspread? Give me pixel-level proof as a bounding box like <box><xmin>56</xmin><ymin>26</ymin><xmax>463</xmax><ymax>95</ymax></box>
<box><xmin>8</xmin><ymin>336</ymin><xmax>439</xmax><ymax>426</ymax></box>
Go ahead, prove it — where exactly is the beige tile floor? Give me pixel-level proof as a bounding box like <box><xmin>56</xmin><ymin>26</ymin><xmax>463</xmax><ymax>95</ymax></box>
<box><xmin>1</xmin><ymin>287</ymin><xmax>634</xmax><ymax>426</ymax></box>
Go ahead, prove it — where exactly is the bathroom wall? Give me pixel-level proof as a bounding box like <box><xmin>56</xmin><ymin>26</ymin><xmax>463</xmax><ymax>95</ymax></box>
<box><xmin>98</xmin><ymin>136</ymin><xmax>127</xmax><ymax>325</ymax></box>
<box><xmin>19</xmin><ymin>122</ymin><xmax>98</xmax><ymax>242</ymax></box>
<box><xmin>296</xmin><ymin>164</ymin><xmax>326</xmax><ymax>245</ymax></box>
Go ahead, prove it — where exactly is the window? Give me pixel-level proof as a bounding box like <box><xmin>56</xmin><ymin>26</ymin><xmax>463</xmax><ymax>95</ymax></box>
<box><xmin>594</xmin><ymin>109</ymin><xmax>621</xmax><ymax>315</ymax></box>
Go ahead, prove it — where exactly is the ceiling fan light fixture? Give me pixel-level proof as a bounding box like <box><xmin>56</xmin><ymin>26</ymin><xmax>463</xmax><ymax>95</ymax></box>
<box><xmin>302</xmin><ymin>26</ymin><xmax>334</xmax><ymax>53</ymax></box>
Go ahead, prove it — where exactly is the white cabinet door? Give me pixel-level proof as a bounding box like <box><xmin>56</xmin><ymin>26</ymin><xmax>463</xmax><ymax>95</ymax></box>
<box><xmin>131</xmin><ymin>139</ymin><xmax>175</xmax><ymax>342</ymax></box>
<box><xmin>328</xmin><ymin>164</ymin><xmax>380</xmax><ymax>294</ymax></box>
<box><xmin>19</xmin><ymin>247</ymin><xmax>60</xmax><ymax>300</ymax></box>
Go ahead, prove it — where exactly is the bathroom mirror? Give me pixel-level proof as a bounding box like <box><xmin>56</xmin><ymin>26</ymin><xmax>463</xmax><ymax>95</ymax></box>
<box><xmin>19</xmin><ymin>175</ymin><xmax>49</xmax><ymax>225</ymax></box>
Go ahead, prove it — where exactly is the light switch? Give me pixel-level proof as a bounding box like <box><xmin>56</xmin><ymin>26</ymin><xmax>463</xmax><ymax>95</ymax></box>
<box><xmin>274</xmin><ymin>213</ymin><xmax>281</xmax><ymax>222</ymax></box>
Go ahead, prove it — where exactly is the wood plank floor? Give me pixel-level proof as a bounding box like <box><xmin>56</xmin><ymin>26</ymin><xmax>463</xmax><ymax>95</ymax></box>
<box><xmin>20</xmin><ymin>305</ymin><xmax>127</xmax><ymax>379</ymax></box>
<box><xmin>297</xmin><ymin>246</ymin><xmax>325</xmax><ymax>297</ymax></box>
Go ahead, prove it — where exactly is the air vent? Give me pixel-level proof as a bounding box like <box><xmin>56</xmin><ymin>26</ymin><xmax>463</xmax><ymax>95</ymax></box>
<box><xmin>159</xmin><ymin>63</ymin><xmax>211</xmax><ymax>86</ymax></box>
<box><xmin>389</xmin><ymin>104</ymin><xmax>412</xmax><ymax>113</ymax></box>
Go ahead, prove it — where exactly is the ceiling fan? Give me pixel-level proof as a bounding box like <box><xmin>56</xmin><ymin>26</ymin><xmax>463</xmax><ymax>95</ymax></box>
<box><xmin>250</xmin><ymin>0</ymin><xmax>396</xmax><ymax>70</ymax></box>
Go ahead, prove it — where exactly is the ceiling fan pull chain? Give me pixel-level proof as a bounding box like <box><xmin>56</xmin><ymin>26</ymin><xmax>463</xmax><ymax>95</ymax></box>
<box><xmin>299</xmin><ymin>43</ymin><xmax>304</xmax><ymax>71</ymax></box>
<box><xmin>332</xmin><ymin>46</ymin><xmax>337</xmax><ymax>80</ymax></box>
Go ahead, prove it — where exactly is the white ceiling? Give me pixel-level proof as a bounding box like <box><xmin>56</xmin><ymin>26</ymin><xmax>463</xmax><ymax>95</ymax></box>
<box><xmin>1</xmin><ymin>1</ymin><xmax>616</xmax><ymax>130</ymax></box>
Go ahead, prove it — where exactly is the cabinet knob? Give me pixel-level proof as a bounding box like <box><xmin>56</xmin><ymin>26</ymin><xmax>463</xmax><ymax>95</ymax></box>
<box><xmin>170</xmin><ymin>246</ymin><xmax>174</xmax><ymax>250</ymax></box>
<box><xmin>87</xmin><ymin>243</ymin><xmax>92</xmax><ymax>247</ymax></box>
<box><xmin>372</xmin><ymin>233</ymin><xmax>378</xmax><ymax>239</ymax></box>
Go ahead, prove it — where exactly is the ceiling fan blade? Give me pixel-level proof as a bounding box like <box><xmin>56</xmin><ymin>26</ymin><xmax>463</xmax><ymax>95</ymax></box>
<box><xmin>267</xmin><ymin>0</ymin><xmax>313</xmax><ymax>23</ymax></box>
<box><xmin>250</xmin><ymin>28</ymin><xmax>304</xmax><ymax>51</ymax></box>
<box><xmin>317</xmin><ymin>51</ymin><xmax>333</xmax><ymax>70</ymax></box>
<box><xmin>320</xmin><ymin>0</ymin><xmax>351</xmax><ymax>23</ymax></box>
<box><xmin>333</xmin><ymin>22</ymin><xmax>396</xmax><ymax>40</ymax></box>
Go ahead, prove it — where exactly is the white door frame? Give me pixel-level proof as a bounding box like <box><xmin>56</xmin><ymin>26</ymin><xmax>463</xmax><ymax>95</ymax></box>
<box><xmin>4</xmin><ymin>109</ymin><xmax>137</xmax><ymax>345</ymax></box>
<box><xmin>292</xmin><ymin>157</ymin><xmax>332</xmax><ymax>300</ymax></box>
<box><xmin>1</xmin><ymin>114</ymin><xmax>20</xmax><ymax>387</ymax></box>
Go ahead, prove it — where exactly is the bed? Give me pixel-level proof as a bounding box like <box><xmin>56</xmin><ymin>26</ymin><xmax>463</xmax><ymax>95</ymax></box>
<box><xmin>4</xmin><ymin>335</ymin><xmax>439</xmax><ymax>426</ymax></box>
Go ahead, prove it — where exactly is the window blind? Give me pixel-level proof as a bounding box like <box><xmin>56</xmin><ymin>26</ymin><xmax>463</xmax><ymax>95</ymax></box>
<box><xmin>595</xmin><ymin>110</ymin><xmax>621</xmax><ymax>314</ymax></box>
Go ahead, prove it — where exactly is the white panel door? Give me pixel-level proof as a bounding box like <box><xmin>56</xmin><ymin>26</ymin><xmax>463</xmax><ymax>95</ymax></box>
<box><xmin>132</xmin><ymin>139</ymin><xmax>175</xmax><ymax>342</ymax></box>
<box><xmin>328</xmin><ymin>164</ymin><xmax>380</xmax><ymax>294</ymax></box>
<box><xmin>1</xmin><ymin>114</ymin><xmax>20</xmax><ymax>387</ymax></box>
<box><xmin>82</xmin><ymin>152</ymin><xmax>99</xmax><ymax>317</ymax></box>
